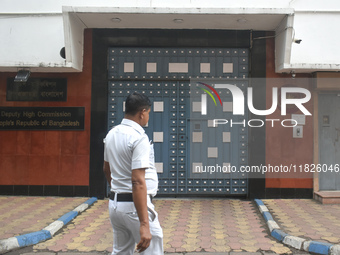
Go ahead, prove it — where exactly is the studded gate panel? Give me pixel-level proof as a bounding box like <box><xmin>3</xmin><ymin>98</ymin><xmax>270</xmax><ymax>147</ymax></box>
<box><xmin>108</xmin><ymin>48</ymin><xmax>248</xmax><ymax>195</ymax></box>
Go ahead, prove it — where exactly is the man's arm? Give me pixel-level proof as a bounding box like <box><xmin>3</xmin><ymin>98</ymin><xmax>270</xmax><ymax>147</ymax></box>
<box><xmin>131</xmin><ymin>168</ymin><xmax>152</xmax><ymax>253</ymax></box>
<box><xmin>103</xmin><ymin>161</ymin><xmax>112</xmax><ymax>185</ymax></box>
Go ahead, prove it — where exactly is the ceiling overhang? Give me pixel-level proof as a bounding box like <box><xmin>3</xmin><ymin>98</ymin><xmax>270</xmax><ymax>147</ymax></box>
<box><xmin>62</xmin><ymin>7</ymin><xmax>294</xmax><ymax>72</ymax></box>
<box><xmin>65</xmin><ymin>7</ymin><xmax>293</xmax><ymax>30</ymax></box>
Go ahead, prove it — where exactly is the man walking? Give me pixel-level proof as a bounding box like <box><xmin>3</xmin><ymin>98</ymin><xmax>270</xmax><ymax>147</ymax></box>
<box><xmin>103</xmin><ymin>92</ymin><xmax>163</xmax><ymax>254</ymax></box>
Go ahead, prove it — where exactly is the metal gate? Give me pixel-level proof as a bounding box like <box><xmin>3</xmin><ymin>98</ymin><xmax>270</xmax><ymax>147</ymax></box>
<box><xmin>107</xmin><ymin>48</ymin><xmax>248</xmax><ymax>195</ymax></box>
<box><xmin>318</xmin><ymin>94</ymin><xmax>340</xmax><ymax>191</ymax></box>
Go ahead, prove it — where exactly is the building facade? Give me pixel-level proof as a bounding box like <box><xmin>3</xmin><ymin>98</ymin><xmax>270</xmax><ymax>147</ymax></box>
<box><xmin>0</xmin><ymin>0</ymin><xmax>340</xmax><ymax>199</ymax></box>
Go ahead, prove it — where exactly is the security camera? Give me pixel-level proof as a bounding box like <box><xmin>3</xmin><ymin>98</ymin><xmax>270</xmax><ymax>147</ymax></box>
<box><xmin>294</xmin><ymin>39</ymin><xmax>302</xmax><ymax>44</ymax></box>
<box><xmin>60</xmin><ymin>47</ymin><xmax>66</xmax><ymax>59</ymax></box>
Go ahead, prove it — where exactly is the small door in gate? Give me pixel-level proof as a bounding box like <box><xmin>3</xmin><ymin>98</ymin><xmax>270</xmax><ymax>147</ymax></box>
<box><xmin>318</xmin><ymin>94</ymin><xmax>340</xmax><ymax>191</ymax></box>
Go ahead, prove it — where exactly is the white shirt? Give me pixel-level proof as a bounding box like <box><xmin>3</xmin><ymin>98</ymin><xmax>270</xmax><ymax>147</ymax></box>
<box><xmin>104</xmin><ymin>118</ymin><xmax>158</xmax><ymax>196</ymax></box>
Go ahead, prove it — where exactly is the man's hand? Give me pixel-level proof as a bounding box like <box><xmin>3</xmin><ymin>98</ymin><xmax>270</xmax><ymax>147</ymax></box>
<box><xmin>136</xmin><ymin>223</ymin><xmax>152</xmax><ymax>253</ymax></box>
<box><xmin>103</xmin><ymin>161</ymin><xmax>112</xmax><ymax>185</ymax></box>
<box><xmin>132</xmin><ymin>168</ymin><xmax>151</xmax><ymax>253</ymax></box>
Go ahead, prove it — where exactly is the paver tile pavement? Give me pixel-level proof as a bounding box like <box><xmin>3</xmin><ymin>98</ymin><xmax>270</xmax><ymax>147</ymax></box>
<box><xmin>31</xmin><ymin>199</ymin><xmax>289</xmax><ymax>254</ymax></box>
<box><xmin>0</xmin><ymin>196</ymin><xmax>88</xmax><ymax>240</ymax></box>
<box><xmin>263</xmin><ymin>199</ymin><xmax>340</xmax><ymax>244</ymax></box>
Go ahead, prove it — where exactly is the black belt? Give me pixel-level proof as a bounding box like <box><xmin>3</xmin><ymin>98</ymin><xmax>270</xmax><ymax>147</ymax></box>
<box><xmin>109</xmin><ymin>192</ymin><xmax>152</xmax><ymax>202</ymax></box>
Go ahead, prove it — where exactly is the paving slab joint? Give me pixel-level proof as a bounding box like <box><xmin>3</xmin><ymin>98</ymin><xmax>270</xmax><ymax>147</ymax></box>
<box><xmin>330</xmin><ymin>244</ymin><xmax>340</xmax><ymax>255</ymax></box>
<box><xmin>254</xmin><ymin>199</ymin><xmax>336</xmax><ymax>255</ymax></box>
<box><xmin>271</xmin><ymin>229</ymin><xmax>288</xmax><ymax>242</ymax></box>
<box><xmin>0</xmin><ymin>197</ymin><xmax>98</xmax><ymax>254</ymax></box>
<box><xmin>267</xmin><ymin>220</ymin><xmax>280</xmax><ymax>232</ymax></box>
<box><xmin>283</xmin><ymin>235</ymin><xmax>306</xmax><ymax>250</ymax></box>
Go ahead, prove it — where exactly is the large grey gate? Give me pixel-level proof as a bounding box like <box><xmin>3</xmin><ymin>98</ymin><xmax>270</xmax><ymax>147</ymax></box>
<box><xmin>107</xmin><ymin>48</ymin><xmax>248</xmax><ymax>195</ymax></box>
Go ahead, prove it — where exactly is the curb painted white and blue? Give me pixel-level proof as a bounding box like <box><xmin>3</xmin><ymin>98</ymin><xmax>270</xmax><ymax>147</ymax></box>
<box><xmin>254</xmin><ymin>199</ymin><xmax>340</xmax><ymax>255</ymax></box>
<box><xmin>0</xmin><ymin>197</ymin><xmax>97</xmax><ymax>253</ymax></box>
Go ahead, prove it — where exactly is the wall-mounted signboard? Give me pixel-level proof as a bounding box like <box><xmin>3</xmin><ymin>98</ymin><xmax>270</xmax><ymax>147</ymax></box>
<box><xmin>0</xmin><ymin>107</ymin><xmax>85</xmax><ymax>130</ymax></box>
<box><xmin>7</xmin><ymin>78</ymin><xmax>67</xmax><ymax>101</ymax></box>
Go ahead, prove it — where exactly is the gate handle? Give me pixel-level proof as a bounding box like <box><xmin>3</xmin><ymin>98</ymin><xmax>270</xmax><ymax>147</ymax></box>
<box><xmin>336</xmin><ymin>128</ymin><xmax>340</xmax><ymax>142</ymax></box>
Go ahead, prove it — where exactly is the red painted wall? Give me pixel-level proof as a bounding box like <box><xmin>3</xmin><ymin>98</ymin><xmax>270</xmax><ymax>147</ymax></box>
<box><xmin>0</xmin><ymin>30</ymin><xmax>313</xmax><ymax>190</ymax></box>
<box><xmin>0</xmin><ymin>29</ymin><xmax>92</xmax><ymax>186</ymax></box>
<box><xmin>265</xmin><ymin>37</ymin><xmax>313</xmax><ymax>188</ymax></box>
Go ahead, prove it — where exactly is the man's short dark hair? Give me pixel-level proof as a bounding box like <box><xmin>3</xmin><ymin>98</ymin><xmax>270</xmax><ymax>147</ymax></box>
<box><xmin>125</xmin><ymin>92</ymin><xmax>152</xmax><ymax>115</ymax></box>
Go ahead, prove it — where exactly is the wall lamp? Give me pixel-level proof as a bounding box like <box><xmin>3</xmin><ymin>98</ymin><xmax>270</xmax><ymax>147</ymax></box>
<box><xmin>14</xmin><ymin>69</ymin><xmax>30</xmax><ymax>82</ymax></box>
<box><xmin>111</xmin><ymin>18</ymin><xmax>121</xmax><ymax>23</ymax></box>
<box><xmin>291</xmin><ymin>70</ymin><xmax>296</xmax><ymax>78</ymax></box>
<box><xmin>173</xmin><ymin>19</ymin><xmax>184</xmax><ymax>23</ymax></box>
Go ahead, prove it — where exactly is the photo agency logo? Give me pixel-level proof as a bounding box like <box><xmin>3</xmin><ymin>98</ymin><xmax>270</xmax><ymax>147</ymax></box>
<box><xmin>196</xmin><ymin>82</ymin><xmax>223</xmax><ymax>113</ymax></box>
<box><xmin>190</xmin><ymin>78</ymin><xmax>312</xmax><ymax>177</ymax></box>
<box><xmin>194</xmin><ymin>79</ymin><xmax>312</xmax><ymax>128</ymax></box>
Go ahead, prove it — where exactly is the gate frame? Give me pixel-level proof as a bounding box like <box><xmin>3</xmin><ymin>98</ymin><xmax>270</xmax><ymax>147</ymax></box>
<box><xmin>89</xmin><ymin>28</ymin><xmax>267</xmax><ymax>199</ymax></box>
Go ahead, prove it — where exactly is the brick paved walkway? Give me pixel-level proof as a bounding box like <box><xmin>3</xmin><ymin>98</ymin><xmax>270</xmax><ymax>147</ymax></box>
<box><xmin>33</xmin><ymin>199</ymin><xmax>290</xmax><ymax>254</ymax></box>
<box><xmin>0</xmin><ymin>196</ymin><xmax>87</xmax><ymax>240</ymax></box>
<box><xmin>263</xmin><ymin>199</ymin><xmax>340</xmax><ymax>244</ymax></box>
